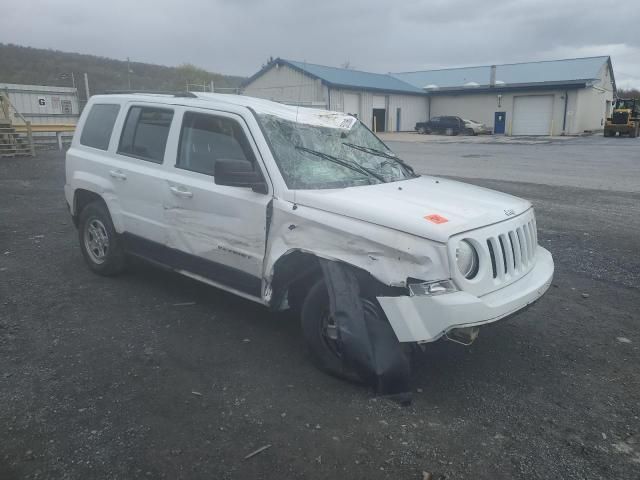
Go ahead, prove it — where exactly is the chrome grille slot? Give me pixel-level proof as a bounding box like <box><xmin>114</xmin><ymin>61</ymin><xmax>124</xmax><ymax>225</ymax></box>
<box><xmin>508</xmin><ymin>230</ymin><xmax>521</xmax><ymax>270</ymax></box>
<box><xmin>488</xmin><ymin>237</ymin><xmax>504</xmax><ymax>280</ymax></box>
<box><xmin>499</xmin><ymin>233</ymin><xmax>515</xmax><ymax>275</ymax></box>
<box><xmin>487</xmin><ymin>239</ymin><xmax>497</xmax><ymax>278</ymax></box>
<box><xmin>517</xmin><ymin>226</ymin><xmax>528</xmax><ymax>266</ymax></box>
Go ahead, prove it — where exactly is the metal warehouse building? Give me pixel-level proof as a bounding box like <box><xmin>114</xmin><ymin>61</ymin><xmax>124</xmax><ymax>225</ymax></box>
<box><xmin>242</xmin><ymin>59</ymin><xmax>428</xmax><ymax>133</ymax></box>
<box><xmin>242</xmin><ymin>56</ymin><xmax>615</xmax><ymax>136</ymax></box>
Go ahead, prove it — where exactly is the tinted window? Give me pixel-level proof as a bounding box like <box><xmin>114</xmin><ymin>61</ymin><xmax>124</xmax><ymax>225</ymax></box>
<box><xmin>118</xmin><ymin>106</ymin><xmax>174</xmax><ymax>163</ymax></box>
<box><xmin>430</xmin><ymin>117</ymin><xmax>440</xmax><ymax>123</ymax></box>
<box><xmin>177</xmin><ymin>112</ymin><xmax>255</xmax><ymax>176</ymax></box>
<box><xmin>80</xmin><ymin>104</ymin><xmax>120</xmax><ymax>150</ymax></box>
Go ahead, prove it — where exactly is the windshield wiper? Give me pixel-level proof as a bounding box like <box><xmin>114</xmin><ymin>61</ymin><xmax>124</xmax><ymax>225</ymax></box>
<box><xmin>342</xmin><ymin>142</ymin><xmax>417</xmax><ymax>176</ymax></box>
<box><xmin>295</xmin><ymin>145</ymin><xmax>386</xmax><ymax>183</ymax></box>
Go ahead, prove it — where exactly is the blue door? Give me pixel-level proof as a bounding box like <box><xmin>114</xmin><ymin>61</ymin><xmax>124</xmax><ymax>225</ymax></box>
<box><xmin>494</xmin><ymin>111</ymin><xmax>506</xmax><ymax>134</ymax></box>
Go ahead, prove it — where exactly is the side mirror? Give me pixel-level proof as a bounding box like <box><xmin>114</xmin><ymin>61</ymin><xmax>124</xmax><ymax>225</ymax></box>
<box><xmin>214</xmin><ymin>158</ymin><xmax>268</xmax><ymax>194</ymax></box>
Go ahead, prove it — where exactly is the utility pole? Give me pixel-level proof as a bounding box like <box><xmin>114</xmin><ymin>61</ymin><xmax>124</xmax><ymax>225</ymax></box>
<box><xmin>84</xmin><ymin>73</ymin><xmax>90</xmax><ymax>100</ymax></box>
<box><xmin>210</xmin><ymin>80</ymin><xmax>214</xmax><ymax>93</ymax></box>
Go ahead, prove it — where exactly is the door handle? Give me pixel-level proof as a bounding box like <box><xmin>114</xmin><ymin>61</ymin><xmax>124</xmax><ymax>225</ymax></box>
<box><xmin>169</xmin><ymin>186</ymin><xmax>193</xmax><ymax>198</ymax></box>
<box><xmin>109</xmin><ymin>169</ymin><xmax>127</xmax><ymax>180</ymax></box>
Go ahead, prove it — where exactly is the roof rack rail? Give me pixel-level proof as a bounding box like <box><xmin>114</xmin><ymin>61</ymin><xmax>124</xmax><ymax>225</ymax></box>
<box><xmin>103</xmin><ymin>90</ymin><xmax>198</xmax><ymax>98</ymax></box>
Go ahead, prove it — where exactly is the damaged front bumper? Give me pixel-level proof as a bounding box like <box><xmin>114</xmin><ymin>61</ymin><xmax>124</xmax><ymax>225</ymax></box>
<box><xmin>377</xmin><ymin>246</ymin><xmax>554</xmax><ymax>343</ymax></box>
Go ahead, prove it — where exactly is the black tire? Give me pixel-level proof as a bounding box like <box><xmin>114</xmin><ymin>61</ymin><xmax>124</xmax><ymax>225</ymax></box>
<box><xmin>301</xmin><ymin>279</ymin><xmax>389</xmax><ymax>383</ymax></box>
<box><xmin>417</xmin><ymin>126</ymin><xmax>426</xmax><ymax>134</ymax></box>
<box><xmin>78</xmin><ymin>201</ymin><xmax>126</xmax><ymax>276</ymax></box>
<box><xmin>465</xmin><ymin>128</ymin><xmax>476</xmax><ymax>136</ymax></box>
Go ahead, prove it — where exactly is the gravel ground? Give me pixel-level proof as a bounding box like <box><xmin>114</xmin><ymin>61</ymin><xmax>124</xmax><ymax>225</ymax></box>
<box><xmin>1</xmin><ymin>144</ymin><xmax>639</xmax><ymax>479</ymax></box>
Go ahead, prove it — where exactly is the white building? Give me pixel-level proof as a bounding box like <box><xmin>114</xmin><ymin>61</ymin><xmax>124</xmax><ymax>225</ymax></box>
<box><xmin>242</xmin><ymin>56</ymin><xmax>616</xmax><ymax>136</ymax></box>
<box><xmin>0</xmin><ymin>83</ymin><xmax>80</xmax><ymax>126</ymax></box>
<box><xmin>242</xmin><ymin>59</ymin><xmax>427</xmax><ymax>133</ymax></box>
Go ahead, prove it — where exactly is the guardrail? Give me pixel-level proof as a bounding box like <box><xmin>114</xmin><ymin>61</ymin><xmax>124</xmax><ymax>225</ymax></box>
<box><xmin>13</xmin><ymin>123</ymin><xmax>76</xmax><ymax>150</ymax></box>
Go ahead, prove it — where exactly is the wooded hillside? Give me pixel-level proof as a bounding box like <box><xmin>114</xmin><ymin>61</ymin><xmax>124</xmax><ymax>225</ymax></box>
<box><xmin>0</xmin><ymin>43</ymin><xmax>245</xmax><ymax>96</ymax></box>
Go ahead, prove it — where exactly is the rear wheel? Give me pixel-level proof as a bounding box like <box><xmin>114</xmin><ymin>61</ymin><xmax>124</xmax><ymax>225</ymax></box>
<box><xmin>417</xmin><ymin>126</ymin><xmax>426</xmax><ymax>134</ymax></box>
<box><xmin>300</xmin><ymin>279</ymin><xmax>386</xmax><ymax>382</ymax></box>
<box><xmin>78</xmin><ymin>201</ymin><xmax>126</xmax><ymax>276</ymax></box>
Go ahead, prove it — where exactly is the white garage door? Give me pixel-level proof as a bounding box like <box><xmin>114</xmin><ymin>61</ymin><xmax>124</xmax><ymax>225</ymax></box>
<box><xmin>343</xmin><ymin>92</ymin><xmax>360</xmax><ymax>117</ymax></box>
<box><xmin>512</xmin><ymin>95</ymin><xmax>554</xmax><ymax>135</ymax></box>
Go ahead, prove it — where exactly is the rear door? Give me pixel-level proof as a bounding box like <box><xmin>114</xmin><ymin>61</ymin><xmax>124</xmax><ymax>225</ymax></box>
<box><xmin>110</xmin><ymin>103</ymin><xmax>176</xmax><ymax>243</ymax></box>
<box><xmin>162</xmin><ymin>107</ymin><xmax>271</xmax><ymax>297</ymax></box>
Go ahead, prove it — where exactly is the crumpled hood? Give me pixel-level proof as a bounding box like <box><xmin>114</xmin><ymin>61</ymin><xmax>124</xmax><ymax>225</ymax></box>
<box><xmin>293</xmin><ymin>175</ymin><xmax>532</xmax><ymax>243</ymax></box>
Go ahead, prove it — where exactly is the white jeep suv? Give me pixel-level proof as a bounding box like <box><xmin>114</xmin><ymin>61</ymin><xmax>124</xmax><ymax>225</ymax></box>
<box><xmin>65</xmin><ymin>92</ymin><xmax>553</xmax><ymax>395</ymax></box>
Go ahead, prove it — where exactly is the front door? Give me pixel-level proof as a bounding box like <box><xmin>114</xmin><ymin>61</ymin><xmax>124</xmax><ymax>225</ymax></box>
<box><xmin>162</xmin><ymin>108</ymin><xmax>271</xmax><ymax>298</ymax></box>
<box><xmin>494</xmin><ymin>111</ymin><xmax>506</xmax><ymax>134</ymax></box>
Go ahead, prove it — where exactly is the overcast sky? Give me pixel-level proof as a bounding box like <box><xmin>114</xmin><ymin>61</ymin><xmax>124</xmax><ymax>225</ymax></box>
<box><xmin>2</xmin><ymin>0</ymin><xmax>639</xmax><ymax>88</ymax></box>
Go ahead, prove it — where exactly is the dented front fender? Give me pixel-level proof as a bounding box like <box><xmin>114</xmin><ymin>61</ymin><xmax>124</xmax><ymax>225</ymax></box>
<box><xmin>264</xmin><ymin>198</ymin><xmax>450</xmax><ymax>289</ymax></box>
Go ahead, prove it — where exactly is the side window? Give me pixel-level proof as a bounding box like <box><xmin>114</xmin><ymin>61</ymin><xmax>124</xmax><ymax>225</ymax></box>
<box><xmin>118</xmin><ymin>106</ymin><xmax>174</xmax><ymax>163</ymax></box>
<box><xmin>79</xmin><ymin>104</ymin><xmax>120</xmax><ymax>150</ymax></box>
<box><xmin>176</xmin><ymin>112</ymin><xmax>256</xmax><ymax>176</ymax></box>
<box><xmin>430</xmin><ymin>117</ymin><xmax>440</xmax><ymax>123</ymax></box>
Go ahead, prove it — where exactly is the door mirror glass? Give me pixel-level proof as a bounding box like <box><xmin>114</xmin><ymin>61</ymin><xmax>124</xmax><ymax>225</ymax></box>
<box><xmin>214</xmin><ymin>158</ymin><xmax>267</xmax><ymax>194</ymax></box>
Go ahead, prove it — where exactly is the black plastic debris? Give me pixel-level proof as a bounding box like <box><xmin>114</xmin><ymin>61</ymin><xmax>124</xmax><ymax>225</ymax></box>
<box><xmin>319</xmin><ymin>260</ymin><xmax>412</xmax><ymax>405</ymax></box>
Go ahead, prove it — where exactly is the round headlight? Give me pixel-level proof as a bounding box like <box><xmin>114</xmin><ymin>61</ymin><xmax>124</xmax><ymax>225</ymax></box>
<box><xmin>456</xmin><ymin>240</ymin><xmax>479</xmax><ymax>279</ymax></box>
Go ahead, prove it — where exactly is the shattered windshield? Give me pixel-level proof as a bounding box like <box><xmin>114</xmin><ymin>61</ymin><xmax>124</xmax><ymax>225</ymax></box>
<box><xmin>258</xmin><ymin>114</ymin><xmax>417</xmax><ymax>190</ymax></box>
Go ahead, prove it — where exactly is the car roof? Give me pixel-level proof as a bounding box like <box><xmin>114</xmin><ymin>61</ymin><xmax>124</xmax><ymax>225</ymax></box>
<box><xmin>90</xmin><ymin>92</ymin><xmax>356</xmax><ymax>129</ymax></box>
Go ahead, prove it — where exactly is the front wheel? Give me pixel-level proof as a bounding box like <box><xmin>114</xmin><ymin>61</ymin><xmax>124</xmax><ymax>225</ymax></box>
<box><xmin>78</xmin><ymin>201</ymin><xmax>126</xmax><ymax>276</ymax></box>
<box><xmin>301</xmin><ymin>279</ymin><xmax>387</xmax><ymax>382</ymax></box>
<box><xmin>417</xmin><ymin>126</ymin><xmax>426</xmax><ymax>134</ymax></box>
<box><xmin>465</xmin><ymin>128</ymin><xmax>476</xmax><ymax>136</ymax></box>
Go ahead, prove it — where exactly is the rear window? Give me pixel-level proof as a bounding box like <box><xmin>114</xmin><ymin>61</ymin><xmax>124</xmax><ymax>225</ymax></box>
<box><xmin>118</xmin><ymin>106</ymin><xmax>174</xmax><ymax>163</ymax></box>
<box><xmin>79</xmin><ymin>104</ymin><xmax>120</xmax><ymax>150</ymax></box>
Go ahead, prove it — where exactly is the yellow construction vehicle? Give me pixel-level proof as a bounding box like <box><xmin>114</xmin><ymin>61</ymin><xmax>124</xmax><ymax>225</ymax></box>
<box><xmin>604</xmin><ymin>98</ymin><xmax>640</xmax><ymax>137</ymax></box>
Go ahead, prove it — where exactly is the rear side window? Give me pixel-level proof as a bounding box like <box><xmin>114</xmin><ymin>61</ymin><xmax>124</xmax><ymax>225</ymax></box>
<box><xmin>80</xmin><ymin>104</ymin><xmax>120</xmax><ymax>150</ymax></box>
<box><xmin>118</xmin><ymin>106</ymin><xmax>174</xmax><ymax>163</ymax></box>
<box><xmin>176</xmin><ymin>112</ymin><xmax>256</xmax><ymax>176</ymax></box>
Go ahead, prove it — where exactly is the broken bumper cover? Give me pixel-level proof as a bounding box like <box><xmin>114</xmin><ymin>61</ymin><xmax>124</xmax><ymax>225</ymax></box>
<box><xmin>377</xmin><ymin>246</ymin><xmax>554</xmax><ymax>343</ymax></box>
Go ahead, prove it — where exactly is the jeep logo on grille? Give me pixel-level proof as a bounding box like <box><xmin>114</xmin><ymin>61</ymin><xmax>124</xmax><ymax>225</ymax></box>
<box><xmin>504</xmin><ymin>209</ymin><xmax>516</xmax><ymax>217</ymax></box>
